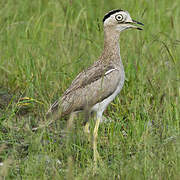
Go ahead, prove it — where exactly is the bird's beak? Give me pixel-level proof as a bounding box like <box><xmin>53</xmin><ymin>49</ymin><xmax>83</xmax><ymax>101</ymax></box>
<box><xmin>125</xmin><ymin>19</ymin><xmax>144</xmax><ymax>30</ymax></box>
<box><xmin>131</xmin><ymin>19</ymin><xmax>144</xmax><ymax>30</ymax></box>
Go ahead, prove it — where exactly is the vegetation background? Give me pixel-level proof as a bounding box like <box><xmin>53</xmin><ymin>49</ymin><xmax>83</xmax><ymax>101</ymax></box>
<box><xmin>0</xmin><ymin>0</ymin><xmax>180</xmax><ymax>179</ymax></box>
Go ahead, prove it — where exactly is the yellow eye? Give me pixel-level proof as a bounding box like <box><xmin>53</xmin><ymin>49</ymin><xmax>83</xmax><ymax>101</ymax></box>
<box><xmin>115</xmin><ymin>14</ymin><xmax>124</xmax><ymax>22</ymax></box>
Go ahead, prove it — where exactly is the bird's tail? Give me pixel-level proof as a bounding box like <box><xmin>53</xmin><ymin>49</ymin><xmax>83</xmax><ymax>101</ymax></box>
<box><xmin>46</xmin><ymin>99</ymin><xmax>62</xmax><ymax>120</ymax></box>
<box><xmin>46</xmin><ymin>100</ymin><xmax>59</xmax><ymax>114</ymax></box>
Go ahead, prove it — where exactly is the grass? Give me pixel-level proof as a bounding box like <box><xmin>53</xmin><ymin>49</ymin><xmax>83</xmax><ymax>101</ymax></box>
<box><xmin>0</xmin><ymin>0</ymin><xmax>180</xmax><ymax>179</ymax></box>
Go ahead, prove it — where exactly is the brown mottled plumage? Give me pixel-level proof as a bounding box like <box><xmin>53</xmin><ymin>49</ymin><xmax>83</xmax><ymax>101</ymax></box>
<box><xmin>46</xmin><ymin>9</ymin><xmax>143</xmax><ymax>163</ymax></box>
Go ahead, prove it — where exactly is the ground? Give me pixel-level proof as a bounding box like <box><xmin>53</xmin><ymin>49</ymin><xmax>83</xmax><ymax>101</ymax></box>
<box><xmin>0</xmin><ymin>0</ymin><xmax>180</xmax><ymax>179</ymax></box>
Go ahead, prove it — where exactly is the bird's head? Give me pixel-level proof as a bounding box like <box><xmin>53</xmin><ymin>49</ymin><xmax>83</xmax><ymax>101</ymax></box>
<box><xmin>103</xmin><ymin>9</ymin><xmax>144</xmax><ymax>32</ymax></box>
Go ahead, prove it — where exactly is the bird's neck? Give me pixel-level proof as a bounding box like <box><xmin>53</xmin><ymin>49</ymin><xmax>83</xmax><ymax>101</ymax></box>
<box><xmin>100</xmin><ymin>28</ymin><xmax>121</xmax><ymax>63</ymax></box>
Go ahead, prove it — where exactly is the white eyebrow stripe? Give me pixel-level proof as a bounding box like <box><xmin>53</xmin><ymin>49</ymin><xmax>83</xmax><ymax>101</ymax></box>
<box><xmin>105</xmin><ymin>68</ymin><xmax>119</xmax><ymax>75</ymax></box>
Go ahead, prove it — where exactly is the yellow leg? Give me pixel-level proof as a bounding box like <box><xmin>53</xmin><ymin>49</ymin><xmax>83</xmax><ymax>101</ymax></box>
<box><xmin>84</xmin><ymin>122</ymin><xmax>90</xmax><ymax>134</ymax></box>
<box><xmin>84</xmin><ymin>122</ymin><xmax>91</xmax><ymax>142</ymax></box>
<box><xmin>93</xmin><ymin>118</ymin><xmax>101</xmax><ymax>165</ymax></box>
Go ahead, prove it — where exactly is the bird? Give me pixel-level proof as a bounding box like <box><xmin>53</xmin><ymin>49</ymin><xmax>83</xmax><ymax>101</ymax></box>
<box><xmin>47</xmin><ymin>9</ymin><xmax>144</xmax><ymax>163</ymax></box>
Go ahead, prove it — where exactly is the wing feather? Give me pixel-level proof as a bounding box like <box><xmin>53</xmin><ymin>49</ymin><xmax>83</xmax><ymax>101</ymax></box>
<box><xmin>47</xmin><ymin>61</ymin><xmax>120</xmax><ymax>116</ymax></box>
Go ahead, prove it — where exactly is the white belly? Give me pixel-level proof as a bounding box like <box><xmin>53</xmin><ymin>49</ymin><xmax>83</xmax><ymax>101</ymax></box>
<box><xmin>91</xmin><ymin>71</ymin><xmax>125</xmax><ymax>116</ymax></box>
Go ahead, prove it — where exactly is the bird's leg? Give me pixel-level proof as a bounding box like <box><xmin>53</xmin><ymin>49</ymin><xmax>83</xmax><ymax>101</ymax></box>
<box><xmin>83</xmin><ymin>109</ymin><xmax>91</xmax><ymax>141</ymax></box>
<box><xmin>84</xmin><ymin>122</ymin><xmax>91</xmax><ymax>142</ymax></box>
<box><xmin>93</xmin><ymin>117</ymin><xmax>101</xmax><ymax>165</ymax></box>
<box><xmin>84</xmin><ymin>122</ymin><xmax>90</xmax><ymax>133</ymax></box>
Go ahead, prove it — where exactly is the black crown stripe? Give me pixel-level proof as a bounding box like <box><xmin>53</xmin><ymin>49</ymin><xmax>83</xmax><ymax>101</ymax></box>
<box><xmin>103</xmin><ymin>9</ymin><xmax>123</xmax><ymax>23</ymax></box>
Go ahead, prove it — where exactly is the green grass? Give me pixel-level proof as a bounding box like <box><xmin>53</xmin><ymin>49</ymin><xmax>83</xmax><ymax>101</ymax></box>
<box><xmin>0</xmin><ymin>0</ymin><xmax>180</xmax><ymax>179</ymax></box>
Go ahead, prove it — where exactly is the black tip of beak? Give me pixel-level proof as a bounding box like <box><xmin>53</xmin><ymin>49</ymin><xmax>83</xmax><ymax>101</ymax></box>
<box><xmin>132</xmin><ymin>19</ymin><xmax>144</xmax><ymax>26</ymax></box>
<box><xmin>137</xmin><ymin>27</ymin><xmax>143</xmax><ymax>30</ymax></box>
